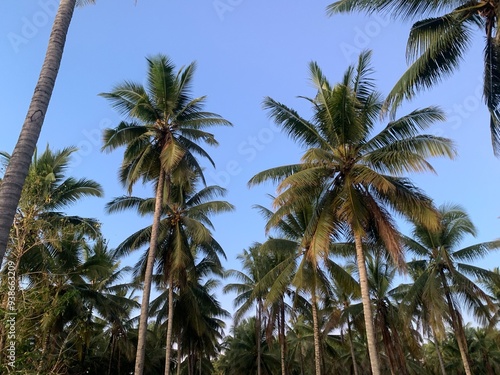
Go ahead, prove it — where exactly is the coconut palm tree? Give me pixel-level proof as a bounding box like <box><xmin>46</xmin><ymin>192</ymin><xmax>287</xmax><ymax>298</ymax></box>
<box><xmin>255</xmin><ymin>202</ymin><xmax>358</xmax><ymax>375</ymax></box>
<box><xmin>0</xmin><ymin>0</ymin><xmax>97</xmax><ymax>265</ymax></box>
<box><xmin>216</xmin><ymin>317</ymin><xmax>280</xmax><ymax>375</ymax></box>
<box><xmin>327</xmin><ymin>0</ymin><xmax>500</xmax><ymax>154</ymax></box>
<box><xmin>223</xmin><ymin>244</ymin><xmax>272</xmax><ymax>375</ymax></box>
<box><xmin>107</xmin><ymin>173</ymin><xmax>232</xmax><ymax>375</ymax></box>
<box><xmin>0</xmin><ymin>145</ymin><xmax>102</xmax><ymax>362</ymax></box>
<box><xmin>101</xmin><ymin>54</ymin><xmax>231</xmax><ymax>375</ymax></box>
<box><xmin>363</xmin><ymin>253</ymin><xmax>417</xmax><ymax>374</ymax></box>
<box><xmin>249</xmin><ymin>51</ymin><xmax>456</xmax><ymax>375</ymax></box>
<box><xmin>402</xmin><ymin>203</ymin><xmax>500</xmax><ymax>375</ymax></box>
<box><xmin>0</xmin><ymin>146</ymin><xmax>102</xmax><ymax>275</ymax></box>
<box><xmin>150</xmin><ymin>256</ymin><xmax>229</xmax><ymax>375</ymax></box>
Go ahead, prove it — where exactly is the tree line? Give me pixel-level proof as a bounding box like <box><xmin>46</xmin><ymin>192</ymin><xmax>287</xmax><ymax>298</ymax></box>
<box><xmin>2</xmin><ymin>1</ymin><xmax>500</xmax><ymax>375</ymax></box>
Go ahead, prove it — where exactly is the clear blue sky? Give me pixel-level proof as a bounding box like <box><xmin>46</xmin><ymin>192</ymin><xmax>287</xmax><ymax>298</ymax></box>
<box><xmin>1</xmin><ymin>1</ymin><xmax>499</xmax><ymax>320</ymax></box>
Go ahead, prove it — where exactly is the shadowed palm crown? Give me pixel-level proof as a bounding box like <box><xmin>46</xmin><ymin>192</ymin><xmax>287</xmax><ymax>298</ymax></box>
<box><xmin>328</xmin><ymin>0</ymin><xmax>500</xmax><ymax>154</ymax></box>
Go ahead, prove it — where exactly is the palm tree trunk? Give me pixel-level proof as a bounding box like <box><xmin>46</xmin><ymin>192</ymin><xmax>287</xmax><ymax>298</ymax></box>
<box><xmin>432</xmin><ymin>336</ymin><xmax>447</xmax><ymax>375</ymax></box>
<box><xmin>311</xmin><ymin>286</ymin><xmax>322</xmax><ymax>375</ymax></box>
<box><xmin>176</xmin><ymin>342</ymin><xmax>182</xmax><ymax>375</ymax></box>
<box><xmin>256</xmin><ymin>298</ymin><xmax>262</xmax><ymax>375</ymax></box>
<box><xmin>440</xmin><ymin>271</ymin><xmax>472</xmax><ymax>375</ymax></box>
<box><xmin>280</xmin><ymin>300</ymin><xmax>287</xmax><ymax>375</ymax></box>
<box><xmin>347</xmin><ymin>319</ymin><xmax>360</xmax><ymax>375</ymax></box>
<box><xmin>354</xmin><ymin>233</ymin><xmax>381</xmax><ymax>375</ymax></box>
<box><xmin>134</xmin><ymin>169</ymin><xmax>166</xmax><ymax>375</ymax></box>
<box><xmin>165</xmin><ymin>272</ymin><xmax>175</xmax><ymax>375</ymax></box>
<box><xmin>0</xmin><ymin>0</ymin><xmax>77</xmax><ymax>266</ymax></box>
<box><xmin>428</xmin><ymin>324</ymin><xmax>446</xmax><ymax>375</ymax></box>
<box><xmin>107</xmin><ymin>335</ymin><xmax>116</xmax><ymax>375</ymax></box>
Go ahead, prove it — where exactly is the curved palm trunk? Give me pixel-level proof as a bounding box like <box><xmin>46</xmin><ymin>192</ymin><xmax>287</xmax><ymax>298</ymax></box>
<box><xmin>354</xmin><ymin>233</ymin><xmax>381</xmax><ymax>375</ymax></box>
<box><xmin>440</xmin><ymin>271</ymin><xmax>472</xmax><ymax>375</ymax></box>
<box><xmin>165</xmin><ymin>272</ymin><xmax>175</xmax><ymax>375</ymax></box>
<box><xmin>311</xmin><ymin>286</ymin><xmax>322</xmax><ymax>375</ymax></box>
<box><xmin>0</xmin><ymin>0</ymin><xmax>77</xmax><ymax>265</ymax></box>
<box><xmin>134</xmin><ymin>169</ymin><xmax>166</xmax><ymax>375</ymax></box>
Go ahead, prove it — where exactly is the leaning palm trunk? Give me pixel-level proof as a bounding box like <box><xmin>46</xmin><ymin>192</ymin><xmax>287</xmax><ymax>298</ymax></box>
<box><xmin>440</xmin><ymin>271</ymin><xmax>472</xmax><ymax>375</ymax></box>
<box><xmin>0</xmin><ymin>0</ymin><xmax>77</xmax><ymax>265</ymax></box>
<box><xmin>134</xmin><ymin>169</ymin><xmax>166</xmax><ymax>375</ymax></box>
<box><xmin>311</xmin><ymin>286</ymin><xmax>322</xmax><ymax>375</ymax></box>
<box><xmin>354</xmin><ymin>233</ymin><xmax>381</xmax><ymax>375</ymax></box>
<box><xmin>165</xmin><ymin>272</ymin><xmax>175</xmax><ymax>375</ymax></box>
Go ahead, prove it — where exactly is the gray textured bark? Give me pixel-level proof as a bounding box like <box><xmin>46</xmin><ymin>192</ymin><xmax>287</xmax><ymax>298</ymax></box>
<box><xmin>0</xmin><ymin>0</ymin><xmax>77</xmax><ymax>266</ymax></box>
<box><xmin>134</xmin><ymin>169</ymin><xmax>166</xmax><ymax>375</ymax></box>
<box><xmin>354</xmin><ymin>233</ymin><xmax>381</xmax><ymax>375</ymax></box>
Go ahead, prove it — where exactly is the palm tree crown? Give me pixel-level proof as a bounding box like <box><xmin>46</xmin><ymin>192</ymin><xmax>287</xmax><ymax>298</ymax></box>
<box><xmin>327</xmin><ymin>0</ymin><xmax>500</xmax><ymax>154</ymax></box>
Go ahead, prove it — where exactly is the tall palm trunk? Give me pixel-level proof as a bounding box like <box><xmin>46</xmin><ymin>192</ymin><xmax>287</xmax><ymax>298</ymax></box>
<box><xmin>165</xmin><ymin>271</ymin><xmax>175</xmax><ymax>375</ymax></box>
<box><xmin>135</xmin><ymin>169</ymin><xmax>166</xmax><ymax>375</ymax></box>
<box><xmin>354</xmin><ymin>233</ymin><xmax>381</xmax><ymax>375</ymax></box>
<box><xmin>279</xmin><ymin>300</ymin><xmax>287</xmax><ymax>375</ymax></box>
<box><xmin>0</xmin><ymin>0</ymin><xmax>77</xmax><ymax>265</ymax></box>
<box><xmin>311</xmin><ymin>286</ymin><xmax>322</xmax><ymax>375</ymax></box>
<box><xmin>256</xmin><ymin>298</ymin><xmax>262</xmax><ymax>375</ymax></box>
<box><xmin>440</xmin><ymin>271</ymin><xmax>472</xmax><ymax>375</ymax></box>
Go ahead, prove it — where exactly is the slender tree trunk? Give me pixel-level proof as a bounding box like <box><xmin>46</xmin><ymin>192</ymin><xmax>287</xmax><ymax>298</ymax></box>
<box><xmin>280</xmin><ymin>300</ymin><xmax>287</xmax><ymax>375</ymax></box>
<box><xmin>453</xmin><ymin>308</ymin><xmax>472</xmax><ymax>375</ymax></box>
<box><xmin>256</xmin><ymin>299</ymin><xmax>262</xmax><ymax>375</ymax></box>
<box><xmin>0</xmin><ymin>0</ymin><xmax>77</xmax><ymax>266</ymax></box>
<box><xmin>440</xmin><ymin>271</ymin><xmax>472</xmax><ymax>375</ymax></box>
<box><xmin>347</xmin><ymin>320</ymin><xmax>360</xmax><ymax>375</ymax></box>
<box><xmin>391</xmin><ymin>320</ymin><xmax>409</xmax><ymax>375</ymax></box>
<box><xmin>484</xmin><ymin>352</ymin><xmax>495</xmax><ymax>375</ymax></box>
<box><xmin>107</xmin><ymin>335</ymin><xmax>116</xmax><ymax>375</ymax></box>
<box><xmin>311</xmin><ymin>286</ymin><xmax>322</xmax><ymax>375</ymax></box>
<box><xmin>134</xmin><ymin>169</ymin><xmax>166</xmax><ymax>375</ymax></box>
<box><xmin>354</xmin><ymin>233</ymin><xmax>381</xmax><ymax>375</ymax></box>
<box><xmin>432</xmin><ymin>335</ymin><xmax>447</xmax><ymax>375</ymax></box>
<box><xmin>165</xmin><ymin>272</ymin><xmax>175</xmax><ymax>375</ymax></box>
<box><xmin>379</xmin><ymin>308</ymin><xmax>408</xmax><ymax>375</ymax></box>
